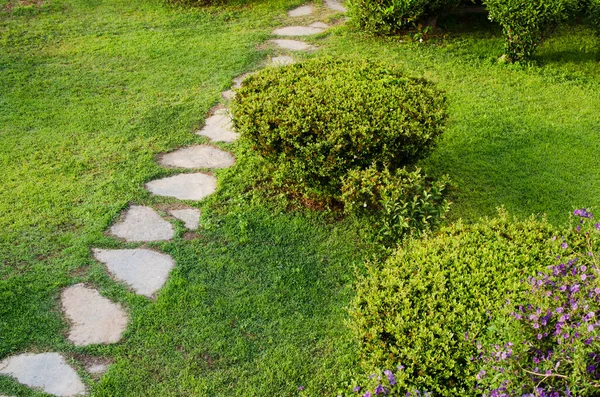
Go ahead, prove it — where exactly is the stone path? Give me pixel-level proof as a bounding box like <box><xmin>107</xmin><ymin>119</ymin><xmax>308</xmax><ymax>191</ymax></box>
<box><xmin>288</xmin><ymin>4</ymin><xmax>313</xmax><ymax>17</ymax></box>
<box><xmin>109</xmin><ymin>205</ymin><xmax>174</xmax><ymax>242</ymax></box>
<box><xmin>325</xmin><ymin>0</ymin><xmax>347</xmax><ymax>12</ymax></box>
<box><xmin>93</xmin><ymin>248</ymin><xmax>175</xmax><ymax>298</ymax></box>
<box><xmin>0</xmin><ymin>2</ymin><xmax>346</xmax><ymax>395</ymax></box>
<box><xmin>159</xmin><ymin>145</ymin><xmax>235</xmax><ymax>169</ymax></box>
<box><xmin>270</xmin><ymin>39</ymin><xmax>315</xmax><ymax>51</ymax></box>
<box><xmin>0</xmin><ymin>353</ymin><xmax>86</xmax><ymax>396</ymax></box>
<box><xmin>272</xmin><ymin>26</ymin><xmax>324</xmax><ymax>36</ymax></box>
<box><xmin>270</xmin><ymin>55</ymin><xmax>296</xmax><ymax>66</ymax></box>
<box><xmin>146</xmin><ymin>173</ymin><xmax>217</xmax><ymax>201</ymax></box>
<box><xmin>61</xmin><ymin>284</ymin><xmax>128</xmax><ymax>346</ymax></box>
<box><xmin>169</xmin><ymin>208</ymin><xmax>201</xmax><ymax>230</ymax></box>
<box><xmin>196</xmin><ymin>108</ymin><xmax>238</xmax><ymax>143</ymax></box>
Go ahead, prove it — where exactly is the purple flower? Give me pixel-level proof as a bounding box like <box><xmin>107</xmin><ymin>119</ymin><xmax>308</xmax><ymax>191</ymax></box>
<box><xmin>383</xmin><ymin>370</ymin><xmax>396</xmax><ymax>385</ymax></box>
<box><xmin>595</xmin><ymin>223</ymin><xmax>600</xmax><ymax>231</ymax></box>
<box><xmin>397</xmin><ymin>365</ymin><xmax>405</xmax><ymax>371</ymax></box>
<box><xmin>476</xmin><ymin>370</ymin><xmax>486</xmax><ymax>380</ymax></box>
<box><xmin>561</xmin><ymin>242</ymin><xmax>568</xmax><ymax>249</ymax></box>
<box><xmin>354</xmin><ymin>386</ymin><xmax>361</xmax><ymax>393</ymax></box>
<box><xmin>574</xmin><ymin>208</ymin><xmax>593</xmax><ymax>218</ymax></box>
<box><xmin>363</xmin><ymin>392</ymin><xmax>372</xmax><ymax>397</ymax></box>
<box><xmin>375</xmin><ymin>384</ymin><xmax>386</xmax><ymax>395</ymax></box>
<box><xmin>298</xmin><ymin>386</ymin><xmax>305</xmax><ymax>391</ymax></box>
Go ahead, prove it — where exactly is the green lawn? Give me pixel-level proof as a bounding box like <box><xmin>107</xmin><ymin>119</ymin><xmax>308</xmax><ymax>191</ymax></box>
<box><xmin>1</xmin><ymin>0</ymin><xmax>600</xmax><ymax>395</ymax></box>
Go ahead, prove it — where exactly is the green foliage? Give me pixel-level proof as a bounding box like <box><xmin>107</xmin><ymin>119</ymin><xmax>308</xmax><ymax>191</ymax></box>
<box><xmin>587</xmin><ymin>0</ymin><xmax>600</xmax><ymax>33</ymax></box>
<box><xmin>348</xmin><ymin>210</ymin><xmax>561</xmax><ymax>396</ymax></box>
<box><xmin>340</xmin><ymin>166</ymin><xmax>450</xmax><ymax>245</ymax></box>
<box><xmin>477</xmin><ymin>212</ymin><xmax>600</xmax><ymax>395</ymax></box>
<box><xmin>232</xmin><ymin>57</ymin><xmax>447</xmax><ymax>201</ymax></box>
<box><xmin>483</xmin><ymin>0</ymin><xmax>581</xmax><ymax>62</ymax></box>
<box><xmin>347</xmin><ymin>0</ymin><xmax>464</xmax><ymax>34</ymax></box>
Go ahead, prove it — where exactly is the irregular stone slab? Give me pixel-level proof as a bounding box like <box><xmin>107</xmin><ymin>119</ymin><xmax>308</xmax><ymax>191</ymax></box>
<box><xmin>270</xmin><ymin>39</ymin><xmax>315</xmax><ymax>51</ymax></box>
<box><xmin>0</xmin><ymin>353</ymin><xmax>86</xmax><ymax>397</ymax></box>
<box><xmin>232</xmin><ymin>72</ymin><xmax>253</xmax><ymax>89</ymax></box>
<box><xmin>146</xmin><ymin>173</ymin><xmax>217</xmax><ymax>201</ymax></box>
<box><xmin>196</xmin><ymin>109</ymin><xmax>239</xmax><ymax>143</ymax></box>
<box><xmin>109</xmin><ymin>206</ymin><xmax>174</xmax><ymax>242</ymax></box>
<box><xmin>288</xmin><ymin>4</ymin><xmax>313</xmax><ymax>17</ymax></box>
<box><xmin>309</xmin><ymin>21</ymin><xmax>329</xmax><ymax>29</ymax></box>
<box><xmin>270</xmin><ymin>56</ymin><xmax>295</xmax><ymax>66</ymax></box>
<box><xmin>93</xmin><ymin>248</ymin><xmax>175</xmax><ymax>298</ymax></box>
<box><xmin>325</xmin><ymin>0</ymin><xmax>346</xmax><ymax>12</ymax></box>
<box><xmin>272</xmin><ymin>26</ymin><xmax>324</xmax><ymax>36</ymax></box>
<box><xmin>85</xmin><ymin>361</ymin><xmax>109</xmax><ymax>376</ymax></box>
<box><xmin>169</xmin><ymin>208</ymin><xmax>201</xmax><ymax>230</ymax></box>
<box><xmin>159</xmin><ymin>145</ymin><xmax>235</xmax><ymax>169</ymax></box>
<box><xmin>61</xmin><ymin>284</ymin><xmax>128</xmax><ymax>346</ymax></box>
<box><xmin>221</xmin><ymin>90</ymin><xmax>235</xmax><ymax>100</ymax></box>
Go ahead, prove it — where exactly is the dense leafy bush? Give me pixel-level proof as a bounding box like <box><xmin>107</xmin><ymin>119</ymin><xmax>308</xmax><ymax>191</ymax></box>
<box><xmin>477</xmin><ymin>210</ymin><xmax>600</xmax><ymax>396</ymax></box>
<box><xmin>483</xmin><ymin>0</ymin><xmax>579</xmax><ymax>62</ymax></box>
<box><xmin>348</xmin><ymin>210</ymin><xmax>560</xmax><ymax>396</ymax></box>
<box><xmin>347</xmin><ymin>0</ymin><xmax>463</xmax><ymax>34</ymax></box>
<box><xmin>340</xmin><ymin>166</ymin><xmax>450</xmax><ymax>245</ymax></box>
<box><xmin>232</xmin><ymin>57</ymin><xmax>447</xmax><ymax>201</ymax></box>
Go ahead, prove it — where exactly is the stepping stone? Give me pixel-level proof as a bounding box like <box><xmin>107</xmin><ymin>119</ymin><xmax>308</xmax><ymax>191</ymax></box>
<box><xmin>93</xmin><ymin>248</ymin><xmax>175</xmax><ymax>298</ymax></box>
<box><xmin>221</xmin><ymin>90</ymin><xmax>235</xmax><ymax>100</ymax></box>
<box><xmin>325</xmin><ymin>0</ymin><xmax>346</xmax><ymax>12</ymax></box>
<box><xmin>232</xmin><ymin>72</ymin><xmax>253</xmax><ymax>89</ymax></box>
<box><xmin>85</xmin><ymin>361</ymin><xmax>110</xmax><ymax>377</ymax></box>
<box><xmin>61</xmin><ymin>284</ymin><xmax>128</xmax><ymax>346</ymax></box>
<box><xmin>109</xmin><ymin>206</ymin><xmax>174</xmax><ymax>242</ymax></box>
<box><xmin>309</xmin><ymin>21</ymin><xmax>329</xmax><ymax>29</ymax></box>
<box><xmin>169</xmin><ymin>208</ymin><xmax>201</xmax><ymax>230</ymax></box>
<box><xmin>159</xmin><ymin>145</ymin><xmax>235</xmax><ymax>169</ymax></box>
<box><xmin>270</xmin><ymin>39</ymin><xmax>315</xmax><ymax>51</ymax></box>
<box><xmin>270</xmin><ymin>56</ymin><xmax>295</xmax><ymax>66</ymax></box>
<box><xmin>272</xmin><ymin>26</ymin><xmax>325</xmax><ymax>36</ymax></box>
<box><xmin>0</xmin><ymin>353</ymin><xmax>86</xmax><ymax>397</ymax></box>
<box><xmin>196</xmin><ymin>108</ymin><xmax>239</xmax><ymax>143</ymax></box>
<box><xmin>288</xmin><ymin>4</ymin><xmax>313</xmax><ymax>17</ymax></box>
<box><xmin>146</xmin><ymin>173</ymin><xmax>217</xmax><ymax>201</ymax></box>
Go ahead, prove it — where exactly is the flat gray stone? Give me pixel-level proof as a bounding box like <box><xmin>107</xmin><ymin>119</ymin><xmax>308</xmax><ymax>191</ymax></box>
<box><xmin>169</xmin><ymin>208</ymin><xmax>201</xmax><ymax>230</ymax></box>
<box><xmin>272</xmin><ymin>26</ymin><xmax>324</xmax><ymax>36</ymax></box>
<box><xmin>221</xmin><ymin>90</ymin><xmax>235</xmax><ymax>100</ymax></box>
<box><xmin>232</xmin><ymin>72</ymin><xmax>253</xmax><ymax>89</ymax></box>
<box><xmin>325</xmin><ymin>0</ymin><xmax>346</xmax><ymax>12</ymax></box>
<box><xmin>0</xmin><ymin>353</ymin><xmax>86</xmax><ymax>396</ymax></box>
<box><xmin>270</xmin><ymin>56</ymin><xmax>295</xmax><ymax>66</ymax></box>
<box><xmin>109</xmin><ymin>206</ymin><xmax>174</xmax><ymax>242</ymax></box>
<box><xmin>146</xmin><ymin>173</ymin><xmax>217</xmax><ymax>201</ymax></box>
<box><xmin>270</xmin><ymin>39</ymin><xmax>315</xmax><ymax>51</ymax></box>
<box><xmin>196</xmin><ymin>109</ymin><xmax>238</xmax><ymax>143</ymax></box>
<box><xmin>86</xmin><ymin>363</ymin><xmax>108</xmax><ymax>376</ymax></box>
<box><xmin>288</xmin><ymin>4</ymin><xmax>313</xmax><ymax>17</ymax></box>
<box><xmin>61</xmin><ymin>284</ymin><xmax>128</xmax><ymax>346</ymax></box>
<box><xmin>159</xmin><ymin>145</ymin><xmax>235</xmax><ymax>169</ymax></box>
<box><xmin>309</xmin><ymin>21</ymin><xmax>329</xmax><ymax>29</ymax></box>
<box><xmin>93</xmin><ymin>248</ymin><xmax>175</xmax><ymax>298</ymax></box>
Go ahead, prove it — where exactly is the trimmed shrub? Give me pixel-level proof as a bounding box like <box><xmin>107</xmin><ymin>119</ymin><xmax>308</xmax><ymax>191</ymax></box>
<box><xmin>476</xmin><ymin>210</ymin><xmax>600</xmax><ymax>396</ymax></box>
<box><xmin>483</xmin><ymin>0</ymin><xmax>580</xmax><ymax>62</ymax></box>
<box><xmin>348</xmin><ymin>210</ymin><xmax>561</xmax><ymax>396</ymax></box>
<box><xmin>232</xmin><ymin>57</ymin><xmax>447</xmax><ymax>201</ymax></box>
<box><xmin>347</xmin><ymin>0</ymin><xmax>463</xmax><ymax>35</ymax></box>
<box><xmin>340</xmin><ymin>166</ymin><xmax>450</xmax><ymax>245</ymax></box>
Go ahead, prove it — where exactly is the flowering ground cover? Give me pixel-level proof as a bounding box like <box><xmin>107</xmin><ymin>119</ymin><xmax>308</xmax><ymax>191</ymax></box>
<box><xmin>1</xmin><ymin>0</ymin><xmax>600</xmax><ymax>395</ymax></box>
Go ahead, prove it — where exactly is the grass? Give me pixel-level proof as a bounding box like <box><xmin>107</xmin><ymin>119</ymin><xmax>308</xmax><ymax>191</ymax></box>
<box><xmin>1</xmin><ymin>0</ymin><xmax>600</xmax><ymax>396</ymax></box>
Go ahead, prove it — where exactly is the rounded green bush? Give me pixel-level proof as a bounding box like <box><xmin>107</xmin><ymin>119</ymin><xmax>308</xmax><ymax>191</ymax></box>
<box><xmin>232</xmin><ymin>57</ymin><xmax>447</xmax><ymax>199</ymax></box>
<box><xmin>347</xmin><ymin>0</ymin><xmax>463</xmax><ymax>35</ymax></box>
<box><xmin>349</xmin><ymin>210</ymin><xmax>561</xmax><ymax>396</ymax></box>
